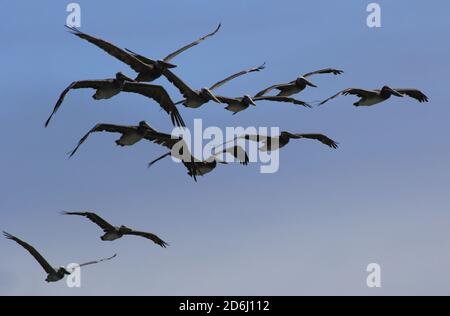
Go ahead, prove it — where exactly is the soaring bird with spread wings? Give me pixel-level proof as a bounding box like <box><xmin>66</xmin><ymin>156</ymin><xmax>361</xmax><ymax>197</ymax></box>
<box><xmin>62</xmin><ymin>212</ymin><xmax>168</xmax><ymax>248</ymax></box>
<box><xmin>66</xmin><ymin>24</ymin><xmax>220</xmax><ymax>82</ymax></box>
<box><xmin>215</xmin><ymin>94</ymin><xmax>311</xmax><ymax>114</ymax></box>
<box><xmin>225</xmin><ymin>131</ymin><xmax>338</xmax><ymax>152</ymax></box>
<box><xmin>45</xmin><ymin>72</ymin><xmax>185</xmax><ymax>127</ymax></box>
<box><xmin>319</xmin><ymin>86</ymin><xmax>429</xmax><ymax>106</ymax></box>
<box><xmin>3</xmin><ymin>231</ymin><xmax>116</xmax><ymax>283</ymax></box>
<box><xmin>255</xmin><ymin>68</ymin><xmax>344</xmax><ymax>97</ymax></box>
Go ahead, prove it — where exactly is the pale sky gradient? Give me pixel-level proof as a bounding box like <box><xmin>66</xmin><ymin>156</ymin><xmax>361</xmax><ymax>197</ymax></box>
<box><xmin>1</xmin><ymin>0</ymin><xmax>449</xmax><ymax>295</ymax></box>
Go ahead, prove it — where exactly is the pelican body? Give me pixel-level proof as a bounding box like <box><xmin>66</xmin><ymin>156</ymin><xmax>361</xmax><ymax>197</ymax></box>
<box><xmin>320</xmin><ymin>86</ymin><xmax>429</xmax><ymax>106</ymax></box>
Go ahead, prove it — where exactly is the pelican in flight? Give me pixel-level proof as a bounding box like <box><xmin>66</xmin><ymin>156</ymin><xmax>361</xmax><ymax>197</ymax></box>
<box><xmin>164</xmin><ymin>63</ymin><xmax>266</xmax><ymax>108</ymax></box>
<box><xmin>148</xmin><ymin>142</ymin><xmax>249</xmax><ymax>180</ymax></box>
<box><xmin>3</xmin><ymin>231</ymin><xmax>116</xmax><ymax>283</ymax></box>
<box><xmin>66</xmin><ymin>24</ymin><xmax>220</xmax><ymax>82</ymax></box>
<box><xmin>62</xmin><ymin>212</ymin><xmax>168</xmax><ymax>248</ymax></box>
<box><xmin>216</xmin><ymin>94</ymin><xmax>311</xmax><ymax>114</ymax></box>
<box><xmin>255</xmin><ymin>68</ymin><xmax>344</xmax><ymax>97</ymax></box>
<box><xmin>68</xmin><ymin>121</ymin><xmax>163</xmax><ymax>158</ymax></box>
<box><xmin>227</xmin><ymin>132</ymin><xmax>338</xmax><ymax>152</ymax></box>
<box><xmin>319</xmin><ymin>86</ymin><xmax>429</xmax><ymax>106</ymax></box>
<box><xmin>45</xmin><ymin>72</ymin><xmax>185</xmax><ymax>127</ymax></box>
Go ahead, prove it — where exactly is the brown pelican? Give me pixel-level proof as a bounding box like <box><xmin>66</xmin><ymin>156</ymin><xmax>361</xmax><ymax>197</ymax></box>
<box><xmin>62</xmin><ymin>212</ymin><xmax>168</xmax><ymax>247</ymax></box>
<box><xmin>3</xmin><ymin>231</ymin><xmax>116</xmax><ymax>283</ymax></box>
<box><xmin>148</xmin><ymin>143</ymin><xmax>249</xmax><ymax>180</ymax></box>
<box><xmin>164</xmin><ymin>63</ymin><xmax>265</xmax><ymax>108</ymax></box>
<box><xmin>319</xmin><ymin>86</ymin><xmax>429</xmax><ymax>106</ymax></box>
<box><xmin>216</xmin><ymin>94</ymin><xmax>311</xmax><ymax>114</ymax></box>
<box><xmin>66</xmin><ymin>24</ymin><xmax>220</xmax><ymax>82</ymax></box>
<box><xmin>124</xmin><ymin>23</ymin><xmax>221</xmax><ymax>79</ymax></box>
<box><xmin>67</xmin><ymin>121</ymin><xmax>161</xmax><ymax>158</ymax></box>
<box><xmin>228</xmin><ymin>132</ymin><xmax>338</xmax><ymax>152</ymax></box>
<box><xmin>45</xmin><ymin>73</ymin><xmax>185</xmax><ymax>127</ymax></box>
<box><xmin>255</xmin><ymin>68</ymin><xmax>344</xmax><ymax>97</ymax></box>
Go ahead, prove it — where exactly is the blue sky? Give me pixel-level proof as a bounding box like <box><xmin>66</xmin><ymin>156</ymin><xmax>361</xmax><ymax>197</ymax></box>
<box><xmin>1</xmin><ymin>0</ymin><xmax>450</xmax><ymax>295</ymax></box>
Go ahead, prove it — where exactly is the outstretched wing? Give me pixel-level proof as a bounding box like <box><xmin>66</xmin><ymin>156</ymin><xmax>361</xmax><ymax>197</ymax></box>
<box><xmin>319</xmin><ymin>88</ymin><xmax>378</xmax><ymax>105</ymax></box>
<box><xmin>68</xmin><ymin>123</ymin><xmax>136</xmax><ymax>158</ymax></box>
<box><xmin>215</xmin><ymin>145</ymin><xmax>249</xmax><ymax>165</ymax></box>
<box><xmin>66</xmin><ymin>26</ymin><xmax>152</xmax><ymax>73</ymax></box>
<box><xmin>254</xmin><ymin>82</ymin><xmax>292</xmax><ymax>97</ymax></box>
<box><xmin>162</xmin><ymin>68</ymin><xmax>198</xmax><ymax>99</ymax></box>
<box><xmin>209</xmin><ymin>63</ymin><xmax>266</xmax><ymax>91</ymax></box>
<box><xmin>393</xmin><ymin>89</ymin><xmax>429</xmax><ymax>103</ymax></box>
<box><xmin>143</xmin><ymin>129</ymin><xmax>183</xmax><ymax>150</ymax></box>
<box><xmin>253</xmin><ymin>96</ymin><xmax>312</xmax><ymax>108</ymax></box>
<box><xmin>45</xmin><ymin>79</ymin><xmax>114</xmax><ymax>127</ymax></box>
<box><xmin>124</xmin><ymin>230</ymin><xmax>169</xmax><ymax>248</ymax></box>
<box><xmin>215</xmin><ymin>95</ymin><xmax>242</xmax><ymax>105</ymax></box>
<box><xmin>62</xmin><ymin>211</ymin><xmax>116</xmax><ymax>232</ymax></box>
<box><xmin>163</xmin><ymin>23</ymin><xmax>221</xmax><ymax>62</ymax></box>
<box><xmin>303</xmin><ymin>68</ymin><xmax>344</xmax><ymax>78</ymax></box>
<box><xmin>122</xmin><ymin>82</ymin><xmax>185</xmax><ymax>127</ymax></box>
<box><xmin>3</xmin><ymin>232</ymin><xmax>55</xmax><ymax>274</ymax></box>
<box><xmin>77</xmin><ymin>253</ymin><xmax>117</xmax><ymax>268</ymax></box>
<box><xmin>289</xmin><ymin>133</ymin><xmax>339</xmax><ymax>149</ymax></box>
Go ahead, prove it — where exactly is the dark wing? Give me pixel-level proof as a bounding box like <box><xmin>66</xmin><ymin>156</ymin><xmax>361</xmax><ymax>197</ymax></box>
<box><xmin>161</xmin><ymin>68</ymin><xmax>197</xmax><ymax>99</ymax></box>
<box><xmin>253</xmin><ymin>96</ymin><xmax>312</xmax><ymax>108</ymax></box>
<box><xmin>254</xmin><ymin>82</ymin><xmax>292</xmax><ymax>97</ymax></box>
<box><xmin>143</xmin><ymin>129</ymin><xmax>183</xmax><ymax>150</ymax></box>
<box><xmin>122</xmin><ymin>82</ymin><xmax>185</xmax><ymax>127</ymax></box>
<box><xmin>216</xmin><ymin>145</ymin><xmax>249</xmax><ymax>165</ymax></box>
<box><xmin>3</xmin><ymin>232</ymin><xmax>55</xmax><ymax>274</ymax></box>
<box><xmin>393</xmin><ymin>89</ymin><xmax>429</xmax><ymax>103</ymax></box>
<box><xmin>78</xmin><ymin>253</ymin><xmax>117</xmax><ymax>268</ymax></box>
<box><xmin>62</xmin><ymin>211</ymin><xmax>115</xmax><ymax>232</ymax></box>
<box><xmin>66</xmin><ymin>26</ymin><xmax>152</xmax><ymax>73</ymax></box>
<box><xmin>289</xmin><ymin>133</ymin><xmax>339</xmax><ymax>149</ymax></box>
<box><xmin>215</xmin><ymin>95</ymin><xmax>242</xmax><ymax>105</ymax></box>
<box><xmin>124</xmin><ymin>48</ymin><xmax>157</xmax><ymax>66</ymax></box>
<box><xmin>209</xmin><ymin>63</ymin><xmax>266</xmax><ymax>91</ymax></box>
<box><xmin>68</xmin><ymin>123</ymin><xmax>137</xmax><ymax>158</ymax></box>
<box><xmin>163</xmin><ymin>23</ymin><xmax>221</xmax><ymax>62</ymax></box>
<box><xmin>303</xmin><ymin>68</ymin><xmax>344</xmax><ymax>78</ymax></box>
<box><xmin>45</xmin><ymin>79</ymin><xmax>115</xmax><ymax>127</ymax></box>
<box><xmin>123</xmin><ymin>230</ymin><xmax>169</xmax><ymax>248</ymax></box>
<box><xmin>319</xmin><ymin>88</ymin><xmax>378</xmax><ymax>105</ymax></box>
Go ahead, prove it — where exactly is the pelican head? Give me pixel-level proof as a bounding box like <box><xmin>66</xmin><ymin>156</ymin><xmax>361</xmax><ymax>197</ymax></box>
<box><xmin>115</xmin><ymin>72</ymin><xmax>134</xmax><ymax>82</ymax></box>
<box><xmin>296</xmin><ymin>77</ymin><xmax>317</xmax><ymax>88</ymax></box>
<box><xmin>200</xmin><ymin>88</ymin><xmax>221</xmax><ymax>103</ymax></box>
<box><xmin>139</xmin><ymin>121</ymin><xmax>150</xmax><ymax>128</ymax></box>
<box><xmin>381</xmin><ymin>86</ymin><xmax>403</xmax><ymax>97</ymax></box>
<box><xmin>155</xmin><ymin>60</ymin><xmax>177</xmax><ymax>69</ymax></box>
<box><xmin>243</xmin><ymin>95</ymin><xmax>257</xmax><ymax>106</ymax></box>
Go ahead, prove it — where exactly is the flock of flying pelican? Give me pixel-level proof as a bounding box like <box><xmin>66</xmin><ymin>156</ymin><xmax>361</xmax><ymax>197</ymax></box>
<box><xmin>4</xmin><ymin>24</ymin><xmax>428</xmax><ymax>283</ymax></box>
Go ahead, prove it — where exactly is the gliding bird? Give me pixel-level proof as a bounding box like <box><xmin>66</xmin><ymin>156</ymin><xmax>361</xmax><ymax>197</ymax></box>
<box><xmin>62</xmin><ymin>212</ymin><xmax>168</xmax><ymax>248</ymax></box>
<box><xmin>45</xmin><ymin>72</ymin><xmax>185</xmax><ymax>127</ymax></box>
<box><xmin>319</xmin><ymin>86</ymin><xmax>429</xmax><ymax>106</ymax></box>
<box><xmin>3</xmin><ymin>231</ymin><xmax>116</xmax><ymax>283</ymax></box>
<box><xmin>255</xmin><ymin>68</ymin><xmax>344</xmax><ymax>97</ymax></box>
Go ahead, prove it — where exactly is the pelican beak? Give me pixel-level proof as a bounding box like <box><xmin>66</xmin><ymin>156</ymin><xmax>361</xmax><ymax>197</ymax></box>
<box><xmin>304</xmin><ymin>79</ymin><xmax>317</xmax><ymax>88</ymax></box>
<box><xmin>204</xmin><ymin>89</ymin><xmax>221</xmax><ymax>103</ymax></box>
<box><xmin>389</xmin><ymin>88</ymin><xmax>403</xmax><ymax>97</ymax></box>
<box><xmin>117</xmin><ymin>72</ymin><xmax>135</xmax><ymax>82</ymax></box>
<box><xmin>157</xmin><ymin>60</ymin><xmax>177</xmax><ymax>69</ymax></box>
